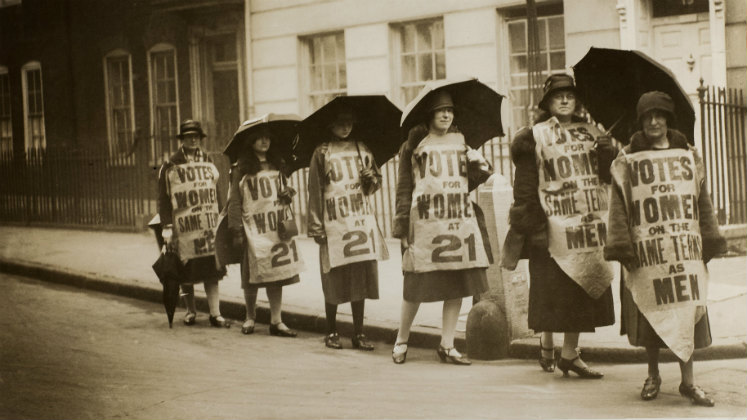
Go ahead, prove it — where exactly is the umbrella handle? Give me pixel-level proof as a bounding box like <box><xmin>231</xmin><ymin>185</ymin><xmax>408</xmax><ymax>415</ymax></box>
<box><xmin>604</xmin><ymin>114</ymin><xmax>625</xmax><ymax>136</ymax></box>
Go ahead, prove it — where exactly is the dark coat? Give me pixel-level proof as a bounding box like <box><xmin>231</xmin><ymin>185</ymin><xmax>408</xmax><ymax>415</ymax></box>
<box><xmin>603</xmin><ymin>129</ymin><xmax>726</xmax><ymax>266</ymax></box>
<box><xmin>501</xmin><ymin>124</ymin><xmax>618</xmax><ymax>270</ymax></box>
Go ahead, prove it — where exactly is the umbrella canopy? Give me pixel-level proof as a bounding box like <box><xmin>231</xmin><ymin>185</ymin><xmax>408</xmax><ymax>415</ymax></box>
<box><xmin>151</xmin><ymin>250</ymin><xmax>185</xmax><ymax>328</ymax></box>
<box><xmin>292</xmin><ymin>95</ymin><xmax>402</xmax><ymax>172</ymax></box>
<box><xmin>573</xmin><ymin>47</ymin><xmax>695</xmax><ymax>144</ymax></box>
<box><xmin>400</xmin><ymin>76</ymin><xmax>504</xmax><ymax>148</ymax></box>
<box><xmin>223</xmin><ymin>113</ymin><xmax>302</xmax><ymax>163</ymax></box>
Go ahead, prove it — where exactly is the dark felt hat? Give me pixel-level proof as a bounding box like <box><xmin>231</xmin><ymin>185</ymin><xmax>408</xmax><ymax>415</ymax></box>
<box><xmin>539</xmin><ymin>74</ymin><xmax>577</xmax><ymax>111</ymax></box>
<box><xmin>177</xmin><ymin>120</ymin><xmax>207</xmax><ymax>138</ymax></box>
<box><xmin>636</xmin><ymin>91</ymin><xmax>676</xmax><ymax>124</ymax></box>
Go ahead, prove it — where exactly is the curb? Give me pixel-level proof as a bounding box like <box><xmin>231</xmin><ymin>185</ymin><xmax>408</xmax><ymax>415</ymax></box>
<box><xmin>0</xmin><ymin>259</ymin><xmax>464</xmax><ymax>352</ymax></box>
<box><xmin>3</xmin><ymin>258</ymin><xmax>745</xmax><ymax>362</ymax></box>
<box><xmin>508</xmin><ymin>339</ymin><xmax>747</xmax><ymax>364</ymax></box>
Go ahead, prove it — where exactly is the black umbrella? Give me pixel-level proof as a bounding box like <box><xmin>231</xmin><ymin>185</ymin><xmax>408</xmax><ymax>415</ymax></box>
<box><xmin>151</xmin><ymin>250</ymin><xmax>184</xmax><ymax>328</ymax></box>
<box><xmin>400</xmin><ymin>76</ymin><xmax>504</xmax><ymax>148</ymax></box>
<box><xmin>223</xmin><ymin>113</ymin><xmax>301</xmax><ymax>164</ymax></box>
<box><xmin>573</xmin><ymin>47</ymin><xmax>695</xmax><ymax>144</ymax></box>
<box><xmin>292</xmin><ymin>95</ymin><xmax>402</xmax><ymax>172</ymax></box>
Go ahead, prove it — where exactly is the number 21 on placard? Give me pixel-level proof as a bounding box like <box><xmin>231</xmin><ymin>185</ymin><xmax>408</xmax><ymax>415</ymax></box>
<box><xmin>431</xmin><ymin>234</ymin><xmax>476</xmax><ymax>263</ymax></box>
<box><xmin>270</xmin><ymin>241</ymin><xmax>299</xmax><ymax>267</ymax></box>
<box><xmin>342</xmin><ymin>229</ymin><xmax>376</xmax><ymax>258</ymax></box>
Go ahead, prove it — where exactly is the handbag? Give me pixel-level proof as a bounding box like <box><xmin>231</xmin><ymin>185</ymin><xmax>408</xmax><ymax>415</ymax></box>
<box><xmin>277</xmin><ymin>173</ymin><xmax>298</xmax><ymax>241</ymax></box>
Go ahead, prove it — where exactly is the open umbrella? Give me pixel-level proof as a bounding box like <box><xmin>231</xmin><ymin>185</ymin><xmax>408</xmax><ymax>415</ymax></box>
<box><xmin>292</xmin><ymin>95</ymin><xmax>402</xmax><ymax>172</ymax></box>
<box><xmin>401</xmin><ymin>76</ymin><xmax>504</xmax><ymax>148</ymax></box>
<box><xmin>573</xmin><ymin>47</ymin><xmax>695</xmax><ymax>144</ymax></box>
<box><xmin>224</xmin><ymin>113</ymin><xmax>301</xmax><ymax>164</ymax></box>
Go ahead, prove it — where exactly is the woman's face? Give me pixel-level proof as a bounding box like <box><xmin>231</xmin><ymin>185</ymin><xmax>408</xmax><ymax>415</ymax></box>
<box><xmin>181</xmin><ymin>133</ymin><xmax>202</xmax><ymax>150</ymax></box>
<box><xmin>252</xmin><ymin>136</ymin><xmax>271</xmax><ymax>154</ymax></box>
<box><xmin>547</xmin><ymin>89</ymin><xmax>577</xmax><ymax>120</ymax></box>
<box><xmin>642</xmin><ymin>110</ymin><xmax>668</xmax><ymax>142</ymax></box>
<box><xmin>330</xmin><ymin>116</ymin><xmax>354</xmax><ymax>140</ymax></box>
<box><xmin>429</xmin><ymin>107</ymin><xmax>454</xmax><ymax>133</ymax></box>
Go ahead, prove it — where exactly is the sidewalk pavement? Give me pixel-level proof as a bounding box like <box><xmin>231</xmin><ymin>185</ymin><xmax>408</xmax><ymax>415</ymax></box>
<box><xmin>1</xmin><ymin>224</ymin><xmax>745</xmax><ymax>361</ymax></box>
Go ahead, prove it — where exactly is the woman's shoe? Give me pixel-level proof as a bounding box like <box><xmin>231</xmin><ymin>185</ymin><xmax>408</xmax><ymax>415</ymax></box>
<box><xmin>241</xmin><ymin>319</ymin><xmax>255</xmax><ymax>335</ymax></box>
<box><xmin>325</xmin><ymin>333</ymin><xmax>343</xmax><ymax>349</ymax></box>
<box><xmin>679</xmin><ymin>383</ymin><xmax>715</xmax><ymax>407</ymax></box>
<box><xmin>641</xmin><ymin>375</ymin><xmax>662</xmax><ymax>400</ymax></box>
<box><xmin>538</xmin><ymin>336</ymin><xmax>555</xmax><ymax>372</ymax></box>
<box><xmin>436</xmin><ymin>345</ymin><xmax>472</xmax><ymax>365</ymax></box>
<box><xmin>557</xmin><ymin>356</ymin><xmax>603</xmax><ymax>379</ymax></box>
<box><xmin>208</xmin><ymin>315</ymin><xmax>230</xmax><ymax>328</ymax></box>
<box><xmin>269</xmin><ymin>323</ymin><xmax>297</xmax><ymax>337</ymax></box>
<box><xmin>183</xmin><ymin>312</ymin><xmax>196</xmax><ymax>326</ymax></box>
<box><xmin>392</xmin><ymin>342</ymin><xmax>408</xmax><ymax>364</ymax></box>
<box><xmin>351</xmin><ymin>334</ymin><xmax>374</xmax><ymax>351</ymax></box>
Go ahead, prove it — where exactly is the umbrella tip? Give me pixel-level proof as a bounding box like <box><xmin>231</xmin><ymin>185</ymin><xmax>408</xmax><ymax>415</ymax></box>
<box><xmin>169</xmin><ymin>322</ymin><xmax>173</xmax><ymax>328</ymax></box>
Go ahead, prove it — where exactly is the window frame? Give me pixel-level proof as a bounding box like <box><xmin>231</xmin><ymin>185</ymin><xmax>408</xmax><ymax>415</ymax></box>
<box><xmin>0</xmin><ymin>66</ymin><xmax>12</xmax><ymax>155</ymax></box>
<box><xmin>504</xmin><ymin>13</ymin><xmax>566</xmax><ymax>129</ymax></box>
<box><xmin>103</xmin><ymin>49</ymin><xmax>136</xmax><ymax>159</ymax></box>
<box><xmin>21</xmin><ymin>61</ymin><xmax>45</xmax><ymax>151</ymax></box>
<box><xmin>147</xmin><ymin>43</ymin><xmax>180</xmax><ymax>161</ymax></box>
<box><xmin>390</xmin><ymin>18</ymin><xmax>446</xmax><ymax>107</ymax></box>
<box><xmin>300</xmin><ymin>31</ymin><xmax>347</xmax><ymax>115</ymax></box>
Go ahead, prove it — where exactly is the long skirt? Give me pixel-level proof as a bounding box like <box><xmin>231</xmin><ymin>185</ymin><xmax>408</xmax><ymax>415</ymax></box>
<box><xmin>240</xmin><ymin>251</ymin><xmax>300</xmax><ymax>289</ymax></box>
<box><xmin>528</xmin><ymin>246</ymin><xmax>614</xmax><ymax>332</ymax></box>
<box><xmin>620</xmin><ymin>274</ymin><xmax>711</xmax><ymax>349</ymax></box>
<box><xmin>320</xmin><ymin>256</ymin><xmax>379</xmax><ymax>305</ymax></box>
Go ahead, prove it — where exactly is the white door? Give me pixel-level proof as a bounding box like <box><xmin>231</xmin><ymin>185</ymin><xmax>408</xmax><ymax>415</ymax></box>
<box><xmin>653</xmin><ymin>18</ymin><xmax>711</xmax><ymax>103</ymax></box>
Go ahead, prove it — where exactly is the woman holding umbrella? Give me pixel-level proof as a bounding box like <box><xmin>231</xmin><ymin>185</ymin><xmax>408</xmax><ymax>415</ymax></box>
<box><xmin>225</xmin><ymin>115</ymin><xmax>305</xmax><ymax>337</ymax></box>
<box><xmin>605</xmin><ymin>92</ymin><xmax>725</xmax><ymax>406</ymax></box>
<box><xmin>391</xmin><ymin>87</ymin><xmax>494</xmax><ymax>365</ymax></box>
<box><xmin>306</xmin><ymin>103</ymin><xmax>389</xmax><ymax>351</ymax></box>
<box><xmin>502</xmin><ymin>74</ymin><xmax>615</xmax><ymax>377</ymax></box>
<box><xmin>157</xmin><ymin>119</ymin><xmax>229</xmax><ymax>328</ymax></box>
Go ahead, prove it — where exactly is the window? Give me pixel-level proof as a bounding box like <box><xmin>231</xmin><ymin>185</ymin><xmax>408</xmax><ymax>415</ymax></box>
<box><xmin>148</xmin><ymin>44</ymin><xmax>179</xmax><ymax>159</ymax></box>
<box><xmin>305</xmin><ymin>32</ymin><xmax>346</xmax><ymax>112</ymax></box>
<box><xmin>507</xmin><ymin>15</ymin><xmax>565</xmax><ymax>128</ymax></box>
<box><xmin>653</xmin><ymin>0</ymin><xmax>708</xmax><ymax>17</ymax></box>
<box><xmin>0</xmin><ymin>67</ymin><xmax>11</xmax><ymax>154</ymax></box>
<box><xmin>396</xmin><ymin>19</ymin><xmax>446</xmax><ymax>105</ymax></box>
<box><xmin>103</xmin><ymin>50</ymin><xmax>135</xmax><ymax>156</ymax></box>
<box><xmin>21</xmin><ymin>61</ymin><xmax>45</xmax><ymax>151</ymax></box>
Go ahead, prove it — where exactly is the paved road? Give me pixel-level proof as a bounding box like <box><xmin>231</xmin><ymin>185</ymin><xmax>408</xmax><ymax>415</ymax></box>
<box><xmin>1</xmin><ymin>273</ymin><xmax>745</xmax><ymax>419</ymax></box>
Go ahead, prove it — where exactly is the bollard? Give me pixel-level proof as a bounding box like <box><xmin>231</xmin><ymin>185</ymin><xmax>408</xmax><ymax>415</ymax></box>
<box><xmin>467</xmin><ymin>174</ymin><xmax>531</xmax><ymax>359</ymax></box>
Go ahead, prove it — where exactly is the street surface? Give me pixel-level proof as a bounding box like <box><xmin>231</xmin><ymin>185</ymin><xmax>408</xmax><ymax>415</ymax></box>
<box><xmin>1</xmin><ymin>273</ymin><xmax>746</xmax><ymax>419</ymax></box>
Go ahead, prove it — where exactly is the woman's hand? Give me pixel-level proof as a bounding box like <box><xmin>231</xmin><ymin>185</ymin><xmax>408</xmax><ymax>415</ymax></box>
<box><xmin>314</xmin><ymin>235</ymin><xmax>327</xmax><ymax>245</ymax></box>
<box><xmin>400</xmin><ymin>236</ymin><xmax>409</xmax><ymax>249</ymax></box>
<box><xmin>162</xmin><ymin>226</ymin><xmax>177</xmax><ymax>253</ymax></box>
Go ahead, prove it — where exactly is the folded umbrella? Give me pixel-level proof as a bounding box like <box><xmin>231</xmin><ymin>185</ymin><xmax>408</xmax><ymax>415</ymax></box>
<box><xmin>400</xmin><ymin>76</ymin><xmax>504</xmax><ymax>148</ymax></box>
<box><xmin>292</xmin><ymin>95</ymin><xmax>402</xmax><ymax>172</ymax></box>
<box><xmin>573</xmin><ymin>47</ymin><xmax>695</xmax><ymax>144</ymax></box>
<box><xmin>151</xmin><ymin>249</ymin><xmax>185</xmax><ymax>328</ymax></box>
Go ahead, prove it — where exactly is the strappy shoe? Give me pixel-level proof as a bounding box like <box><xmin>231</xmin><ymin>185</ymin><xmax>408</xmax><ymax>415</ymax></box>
<box><xmin>392</xmin><ymin>342</ymin><xmax>408</xmax><ymax>364</ymax></box>
<box><xmin>351</xmin><ymin>334</ymin><xmax>374</xmax><ymax>351</ymax></box>
<box><xmin>241</xmin><ymin>319</ymin><xmax>255</xmax><ymax>335</ymax></box>
<box><xmin>641</xmin><ymin>375</ymin><xmax>661</xmax><ymax>400</ymax></box>
<box><xmin>269</xmin><ymin>323</ymin><xmax>297</xmax><ymax>337</ymax></box>
<box><xmin>679</xmin><ymin>383</ymin><xmax>715</xmax><ymax>407</ymax></box>
<box><xmin>557</xmin><ymin>352</ymin><xmax>603</xmax><ymax>379</ymax></box>
<box><xmin>436</xmin><ymin>345</ymin><xmax>471</xmax><ymax>365</ymax></box>
<box><xmin>183</xmin><ymin>312</ymin><xmax>196</xmax><ymax>326</ymax></box>
<box><xmin>325</xmin><ymin>333</ymin><xmax>343</xmax><ymax>349</ymax></box>
<box><xmin>538</xmin><ymin>336</ymin><xmax>555</xmax><ymax>372</ymax></box>
<box><xmin>208</xmin><ymin>315</ymin><xmax>230</xmax><ymax>328</ymax></box>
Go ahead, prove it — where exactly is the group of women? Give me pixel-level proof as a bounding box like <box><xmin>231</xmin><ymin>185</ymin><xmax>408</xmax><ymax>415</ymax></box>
<box><xmin>157</xmin><ymin>73</ymin><xmax>725</xmax><ymax>407</ymax></box>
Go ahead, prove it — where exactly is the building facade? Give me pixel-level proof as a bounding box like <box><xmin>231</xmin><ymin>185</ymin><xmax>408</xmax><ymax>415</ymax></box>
<box><xmin>0</xmin><ymin>0</ymin><xmax>744</xmax><ymax>154</ymax></box>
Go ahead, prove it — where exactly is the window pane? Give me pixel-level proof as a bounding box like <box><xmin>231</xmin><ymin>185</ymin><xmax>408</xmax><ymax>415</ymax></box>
<box><xmin>508</xmin><ymin>22</ymin><xmax>526</xmax><ymax>53</ymax></box>
<box><xmin>416</xmin><ymin>22</ymin><xmax>432</xmax><ymax>51</ymax></box>
<box><xmin>432</xmin><ymin>21</ymin><xmax>444</xmax><ymax>49</ymax></box>
<box><xmin>402</xmin><ymin>25</ymin><xmax>415</xmax><ymax>53</ymax></box>
<box><xmin>338</xmin><ymin>64</ymin><xmax>347</xmax><ymax>89</ymax></box>
<box><xmin>310</xmin><ymin>64</ymin><xmax>322</xmax><ymax>91</ymax></box>
<box><xmin>336</xmin><ymin>33</ymin><xmax>345</xmax><ymax>61</ymax></box>
<box><xmin>322</xmin><ymin>64</ymin><xmax>337</xmax><ymax>90</ymax></box>
<box><xmin>402</xmin><ymin>55</ymin><xmax>416</xmax><ymax>83</ymax></box>
<box><xmin>311</xmin><ymin>38</ymin><xmax>322</xmax><ymax>65</ymax></box>
<box><xmin>322</xmin><ymin>35</ymin><xmax>336</xmax><ymax>62</ymax></box>
<box><xmin>550</xmin><ymin>51</ymin><xmax>565</xmax><ymax>71</ymax></box>
<box><xmin>435</xmin><ymin>52</ymin><xmax>446</xmax><ymax>79</ymax></box>
<box><xmin>510</xmin><ymin>55</ymin><xmax>527</xmax><ymax>74</ymax></box>
<box><xmin>538</xmin><ymin>20</ymin><xmax>547</xmax><ymax>51</ymax></box>
<box><xmin>548</xmin><ymin>17</ymin><xmax>565</xmax><ymax>49</ymax></box>
<box><xmin>418</xmin><ymin>53</ymin><xmax>433</xmax><ymax>81</ymax></box>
